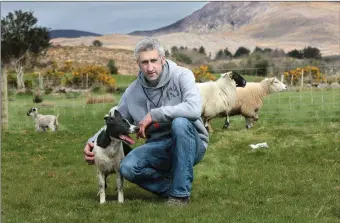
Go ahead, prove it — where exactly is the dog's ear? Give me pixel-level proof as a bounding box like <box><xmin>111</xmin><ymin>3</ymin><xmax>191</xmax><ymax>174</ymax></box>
<box><xmin>114</xmin><ymin>109</ymin><xmax>123</xmax><ymax>119</ymax></box>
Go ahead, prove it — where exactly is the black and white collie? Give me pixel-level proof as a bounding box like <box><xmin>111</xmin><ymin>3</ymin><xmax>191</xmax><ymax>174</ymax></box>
<box><xmin>93</xmin><ymin>108</ymin><xmax>139</xmax><ymax>204</ymax></box>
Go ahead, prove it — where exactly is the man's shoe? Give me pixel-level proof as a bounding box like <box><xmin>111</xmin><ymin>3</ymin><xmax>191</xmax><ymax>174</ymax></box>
<box><xmin>166</xmin><ymin>196</ymin><xmax>190</xmax><ymax>206</ymax></box>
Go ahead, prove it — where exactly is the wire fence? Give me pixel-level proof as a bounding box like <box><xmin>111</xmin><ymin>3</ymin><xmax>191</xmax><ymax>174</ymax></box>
<box><xmin>4</xmin><ymin>66</ymin><xmax>340</xmax><ymax>131</ymax></box>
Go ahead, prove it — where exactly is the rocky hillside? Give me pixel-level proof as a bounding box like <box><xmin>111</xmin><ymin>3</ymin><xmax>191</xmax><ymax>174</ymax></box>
<box><xmin>43</xmin><ymin>45</ymin><xmax>138</xmax><ymax>75</ymax></box>
<box><xmin>50</xmin><ymin>2</ymin><xmax>340</xmax><ymax>59</ymax></box>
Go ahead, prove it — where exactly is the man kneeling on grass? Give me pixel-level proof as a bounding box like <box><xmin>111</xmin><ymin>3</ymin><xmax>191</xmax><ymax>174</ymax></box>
<box><xmin>83</xmin><ymin>37</ymin><xmax>209</xmax><ymax>206</ymax></box>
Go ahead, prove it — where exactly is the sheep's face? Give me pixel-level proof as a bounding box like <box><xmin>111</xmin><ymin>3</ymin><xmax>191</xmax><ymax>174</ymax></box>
<box><xmin>267</xmin><ymin>78</ymin><xmax>288</xmax><ymax>93</ymax></box>
<box><xmin>27</xmin><ymin>107</ymin><xmax>38</xmax><ymax>116</ymax></box>
<box><xmin>137</xmin><ymin>49</ymin><xmax>166</xmax><ymax>82</ymax></box>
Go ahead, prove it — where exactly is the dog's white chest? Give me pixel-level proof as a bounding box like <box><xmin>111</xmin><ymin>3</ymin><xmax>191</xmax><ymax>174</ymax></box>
<box><xmin>94</xmin><ymin>141</ymin><xmax>124</xmax><ymax>174</ymax></box>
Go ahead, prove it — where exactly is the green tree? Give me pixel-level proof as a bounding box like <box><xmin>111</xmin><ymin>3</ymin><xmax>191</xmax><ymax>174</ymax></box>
<box><xmin>1</xmin><ymin>10</ymin><xmax>50</xmax><ymax>90</ymax></box>
<box><xmin>215</xmin><ymin>50</ymin><xmax>224</xmax><ymax>60</ymax></box>
<box><xmin>303</xmin><ymin>46</ymin><xmax>322</xmax><ymax>60</ymax></box>
<box><xmin>107</xmin><ymin>59</ymin><xmax>118</xmax><ymax>75</ymax></box>
<box><xmin>92</xmin><ymin>40</ymin><xmax>103</xmax><ymax>47</ymax></box>
<box><xmin>171</xmin><ymin>46</ymin><xmax>178</xmax><ymax>55</ymax></box>
<box><xmin>234</xmin><ymin>46</ymin><xmax>250</xmax><ymax>58</ymax></box>
<box><xmin>252</xmin><ymin>46</ymin><xmax>264</xmax><ymax>54</ymax></box>
<box><xmin>287</xmin><ymin>49</ymin><xmax>303</xmax><ymax>59</ymax></box>
<box><xmin>223</xmin><ymin>48</ymin><xmax>233</xmax><ymax>59</ymax></box>
<box><xmin>198</xmin><ymin>46</ymin><xmax>206</xmax><ymax>55</ymax></box>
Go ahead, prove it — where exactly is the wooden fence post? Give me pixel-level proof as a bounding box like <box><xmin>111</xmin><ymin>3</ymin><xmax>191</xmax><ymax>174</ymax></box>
<box><xmin>300</xmin><ymin>69</ymin><xmax>304</xmax><ymax>91</ymax></box>
<box><xmin>1</xmin><ymin>68</ymin><xmax>9</xmax><ymax>130</ymax></box>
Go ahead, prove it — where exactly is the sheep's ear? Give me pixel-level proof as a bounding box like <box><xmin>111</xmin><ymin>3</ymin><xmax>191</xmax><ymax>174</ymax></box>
<box><xmin>220</xmin><ymin>73</ymin><xmax>227</xmax><ymax>78</ymax></box>
<box><xmin>271</xmin><ymin>78</ymin><xmax>275</xmax><ymax>83</ymax></box>
<box><xmin>104</xmin><ymin>114</ymin><xmax>109</xmax><ymax>120</ymax></box>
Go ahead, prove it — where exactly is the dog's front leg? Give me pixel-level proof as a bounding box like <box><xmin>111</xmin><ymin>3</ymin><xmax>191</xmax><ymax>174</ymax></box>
<box><xmin>97</xmin><ymin>170</ymin><xmax>106</xmax><ymax>204</ymax></box>
<box><xmin>116</xmin><ymin>173</ymin><xmax>124</xmax><ymax>203</ymax></box>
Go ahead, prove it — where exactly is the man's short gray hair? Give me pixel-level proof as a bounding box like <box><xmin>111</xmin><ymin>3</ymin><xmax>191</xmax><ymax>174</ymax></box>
<box><xmin>134</xmin><ymin>37</ymin><xmax>165</xmax><ymax>60</ymax></box>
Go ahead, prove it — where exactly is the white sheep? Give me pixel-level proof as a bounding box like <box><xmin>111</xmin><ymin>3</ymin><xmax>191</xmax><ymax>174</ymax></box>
<box><xmin>215</xmin><ymin>77</ymin><xmax>287</xmax><ymax>130</ymax></box>
<box><xmin>27</xmin><ymin>107</ymin><xmax>59</xmax><ymax>132</ymax></box>
<box><xmin>197</xmin><ymin>71</ymin><xmax>246</xmax><ymax>133</ymax></box>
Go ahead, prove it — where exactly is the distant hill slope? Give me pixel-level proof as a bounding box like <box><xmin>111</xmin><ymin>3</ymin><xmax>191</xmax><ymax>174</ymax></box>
<box><xmin>128</xmin><ymin>1</ymin><xmax>339</xmax><ymax>40</ymax></box>
<box><xmin>49</xmin><ymin>29</ymin><xmax>102</xmax><ymax>39</ymax></box>
<box><xmin>50</xmin><ymin>2</ymin><xmax>339</xmax><ymax>57</ymax></box>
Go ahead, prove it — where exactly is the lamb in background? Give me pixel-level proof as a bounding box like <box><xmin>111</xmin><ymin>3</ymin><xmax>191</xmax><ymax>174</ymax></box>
<box><xmin>27</xmin><ymin>107</ymin><xmax>59</xmax><ymax>132</ymax></box>
<box><xmin>197</xmin><ymin>71</ymin><xmax>247</xmax><ymax>133</ymax></box>
<box><xmin>217</xmin><ymin>77</ymin><xmax>288</xmax><ymax>130</ymax></box>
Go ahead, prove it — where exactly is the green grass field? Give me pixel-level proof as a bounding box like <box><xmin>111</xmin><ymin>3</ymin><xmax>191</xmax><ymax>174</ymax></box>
<box><xmin>2</xmin><ymin>75</ymin><xmax>340</xmax><ymax>222</ymax></box>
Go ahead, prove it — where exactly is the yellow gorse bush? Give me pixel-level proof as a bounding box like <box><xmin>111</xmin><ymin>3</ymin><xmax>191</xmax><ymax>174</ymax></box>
<box><xmin>284</xmin><ymin>66</ymin><xmax>326</xmax><ymax>85</ymax></box>
<box><xmin>192</xmin><ymin>65</ymin><xmax>216</xmax><ymax>83</ymax></box>
<box><xmin>41</xmin><ymin>60</ymin><xmax>116</xmax><ymax>89</ymax></box>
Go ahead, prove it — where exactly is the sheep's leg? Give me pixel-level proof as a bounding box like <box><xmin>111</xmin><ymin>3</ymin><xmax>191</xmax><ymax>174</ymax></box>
<box><xmin>245</xmin><ymin>117</ymin><xmax>255</xmax><ymax>129</ymax></box>
<box><xmin>48</xmin><ymin>123</ymin><xmax>56</xmax><ymax>132</ymax></box>
<box><xmin>97</xmin><ymin>171</ymin><xmax>106</xmax><ymax>204</ymax></box>
<box><xmin>223</xmin><ymin>115</ymin><xmax>230</xmax><ymax>129</ymax></box>
<box><xmin>35</xmin><ymin>124</ymin><xmax>40</xmax><ymax>131</ymax></box>
<box><xmin>204</xmin><ymin>118</ymin><xmax>214</xmax><ymax>133</ymax></box>
<box><xmin>116</xmin><ymin>172</ymin><xmax>124</xmax><ymax>203</ymax></box>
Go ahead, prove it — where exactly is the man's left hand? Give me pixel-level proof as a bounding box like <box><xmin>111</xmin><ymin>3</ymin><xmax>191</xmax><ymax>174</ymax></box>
<box><xmin>137</xmin><ymin>113</ymin><xmax>153</xmax><ymax>139</ymax></box>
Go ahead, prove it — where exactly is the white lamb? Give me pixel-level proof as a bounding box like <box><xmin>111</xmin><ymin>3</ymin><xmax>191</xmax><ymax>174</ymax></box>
<box><xmin>216</xmin><ymin>77</ymin><xmax>287</xmax><ymax>130</ymax></box>
<box><xmin>197</xmin><ymin>71</ymin><xmax>246</xmax><ymax>133</ymax></box>
<box><xmin>27</xmin><ymin>107</ymin><xmax>59</xmax><ymax>132</ymax></box>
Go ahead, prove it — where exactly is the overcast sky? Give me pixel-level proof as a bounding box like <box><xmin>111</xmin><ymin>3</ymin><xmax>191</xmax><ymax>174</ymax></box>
<box><xmin>1</xmin><ymin>1</ymin><xmax>209</xmax><ymax>34</ymax></box>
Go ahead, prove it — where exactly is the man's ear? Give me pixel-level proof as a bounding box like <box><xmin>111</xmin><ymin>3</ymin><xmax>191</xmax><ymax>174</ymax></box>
<box><xmin>161</xmin><ymin>56</ymin><xmax>166</xmax><ymax>65</ymax></box>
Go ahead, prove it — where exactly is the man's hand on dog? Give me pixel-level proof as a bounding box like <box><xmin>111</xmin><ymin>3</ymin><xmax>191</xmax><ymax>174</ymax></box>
<box><xmin>137</xmin><ymin>113</ymin><xmax>152</xmax><ymax>139</ymax></box>
<box><xmin>84</xmin><ymin>142</ymin><xmax>95</xmax><ymax>165</ymax></box>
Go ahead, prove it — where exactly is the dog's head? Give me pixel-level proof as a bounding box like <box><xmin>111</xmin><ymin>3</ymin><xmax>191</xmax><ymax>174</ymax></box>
<box><xmin>27</xmin><ymin>107</ymin><xmax>38</xmax><ymax>116</ymax></box>
<box><xmin>104</xmin><ymin>109</ymin><xmax>139</xmax><ymax>145</ymax></box>
<box><xmin>229</xmin><ymin>71</ymin><xmax>247</xmax><ymax>87</ymax></box>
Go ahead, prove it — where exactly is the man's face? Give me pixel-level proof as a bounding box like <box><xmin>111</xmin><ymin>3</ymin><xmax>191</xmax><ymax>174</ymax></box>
<box><xmin>137</xmin><ymin>49</ymin><xmax>165</xmax><ymax>81</ymax></box>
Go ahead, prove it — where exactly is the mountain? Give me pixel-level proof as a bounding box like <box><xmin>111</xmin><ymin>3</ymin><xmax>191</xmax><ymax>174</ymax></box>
<box><xmin>129</xmin><ymin>2</ymin><xmax>269</xmax><ymax>36</ymax></box>
<box><xmin>51</xmin><ymin>2</ymin><xmax>340</xmax><ymax>57</ymax></box>
<box><xmin>49</xmin><ymin>29</ymin><xmax>102</xmax><ymax>39</ymax></box>
<box><xmin>128</xmin><ymin>2</ymin><xmax>339</xmax><ymax>44</ymax></box>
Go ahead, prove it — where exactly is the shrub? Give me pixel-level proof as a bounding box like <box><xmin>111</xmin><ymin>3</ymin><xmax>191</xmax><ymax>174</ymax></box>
<box><xmin>44</xmin><ymin>87</ymin><xmax>54</xmax><ymax>95</ymax></box>
<box><xmin>173</xmin><ymin>53</ymin><xmax>192</xmax><ymax>64</ymax></box>
<box><xmin>33</xmin><ymin>94</ymin><xmax>43</xmax><ymax>103</ymax></box>
<box><xmin>92</xmin><ymin>40</ymin><xmax>103</xmax><ymax>47</ymax></box>
<box><xmin>192</xmin><ymin>65</ymin><xmax>216</xmax><ymax>83</ymax></box>
<box><xmin>284</xmin><ymin>66</ymin><xmax>325</xmax><ymax>85</ymax></box>
<box><xmin>107</xmin><ymin>59</ymin><xmax>118</xmax><ymax>75</ymax></box>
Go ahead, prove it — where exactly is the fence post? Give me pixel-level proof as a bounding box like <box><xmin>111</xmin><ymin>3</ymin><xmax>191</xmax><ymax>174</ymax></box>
<box><xmin>39</xmin><ymin>72</ymin><xmax>43</xmax><ymax>89</ymax></box>
<box><xmin>1</xmin><ymin>68</ymin><xmax>9</xmax><ymax>130</ymax></box>
<box><xmin>86</xmin><ymin>73</ymin><xmax>88</xmax><ymax>89</ymax></box>
<box><xmin>300</xmin><ymin>69</ymin><xmax>304</xmax><ymax>91</ymax></box>
<box><xmin>290</xmin><ymin>73</ymin><xmax>294</xmax><ymax>86</ymax></box>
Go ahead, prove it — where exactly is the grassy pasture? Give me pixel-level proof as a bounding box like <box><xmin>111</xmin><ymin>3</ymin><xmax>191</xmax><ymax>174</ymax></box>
<box><xmin>2</xmin><ymin>75</ymin><xmax>340</xmax><ymax>222</ymax></box>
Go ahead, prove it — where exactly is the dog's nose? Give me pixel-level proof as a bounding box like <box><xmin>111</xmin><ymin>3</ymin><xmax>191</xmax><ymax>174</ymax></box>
<box><xmin>135</xmin><ymin>127</ymin><xmax>140</xmax><ymax>132</ymax></box>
